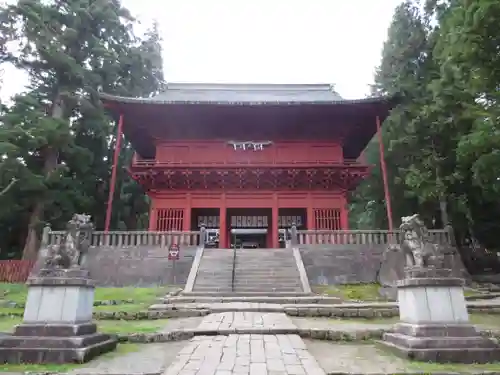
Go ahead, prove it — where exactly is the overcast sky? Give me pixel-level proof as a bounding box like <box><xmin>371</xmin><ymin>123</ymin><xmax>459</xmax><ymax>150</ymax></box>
<box><xmin>0</xmin><ymin>0</ymin><xmax>401</xmax><ymax>101</ymax></box>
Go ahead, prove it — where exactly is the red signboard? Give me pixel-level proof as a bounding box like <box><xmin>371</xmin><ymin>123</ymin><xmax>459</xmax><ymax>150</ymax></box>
<box><xmin>168</xmin><ymin>244</ymin><xmax>180</xmax><ymax>260</ymax></box>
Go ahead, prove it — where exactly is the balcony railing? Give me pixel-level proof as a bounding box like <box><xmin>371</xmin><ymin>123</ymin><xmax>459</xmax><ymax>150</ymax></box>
<box><xmin>295</xmin><ymin>229</ymin><xmax>452</xmax><ymax>246</ymax></box>
<box><xmin>131</xmin><ymin>158</ymin><xmax>366</xmax><ymax>168</ymax></box>
<box><xmin>46</xmin><ymin>230</ymin><xmax>201</xmax><ymax>247</ymax></box>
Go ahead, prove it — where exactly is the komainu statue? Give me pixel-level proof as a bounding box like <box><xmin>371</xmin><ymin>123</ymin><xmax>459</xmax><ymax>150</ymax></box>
<box><xmin>45</xmin><ymin>214</ymin><xmax>94</xmax><ymax>269</ymax></box>
<box><xmin>389</xmin><ymin>214</ymin><xmax>440</xmax><ymax>268</ymax></box>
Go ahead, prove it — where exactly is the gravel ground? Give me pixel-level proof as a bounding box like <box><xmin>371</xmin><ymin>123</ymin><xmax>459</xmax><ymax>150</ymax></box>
<box><xmin>159</xmin><ymin>316</ymin><xmax>204</xmax><ymax>332</ymax></box>
<box><xmin>305</xmin><ymin>340</ymin><xmax>409</xmax><ymax>374</ymax></box>
<box><xmin>67</xmin><ymin>342</ymin><xmax>186</xmax><ymax>375</ymax></box>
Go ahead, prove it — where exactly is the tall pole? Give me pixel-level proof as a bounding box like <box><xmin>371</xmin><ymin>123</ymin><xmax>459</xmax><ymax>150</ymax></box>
<box><xmin>104</xmin><ymin>113</ymin><xmax>124</xmax><ymax>232</ymax></box>
<box><xmin>376</xmin><ymin>115</ymin><xmax>394</xmax><ymax>231</ymax></box>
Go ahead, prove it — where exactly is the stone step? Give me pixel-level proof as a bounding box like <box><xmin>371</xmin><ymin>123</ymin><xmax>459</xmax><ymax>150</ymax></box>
<box><xmin>159</xmin><ymin>295</ymin><xmax>342</xmax><ymax>304</ymax></box>
<box><xmin>234</xmin><ymin>273</ymin><xmax>299</xmax><ymax>277</ymax></box>
<box><xmin>182</xmin><ymin>291</ymin><xmax>312</xmax><ymax>297</ymax></box>
<box><xmin>233</xmin><ymin>287</ymin><xmax>302</xmax><ymax>292</ymax></box>
<box><xmin>192</xmin><ymin>288</ymin><xmax>233</xmax><ymax>293</ymax></box>
<box><xmin>233</xmin><ymin>280</ymin><xmax>302</xmax><ymax>285</ymax></box>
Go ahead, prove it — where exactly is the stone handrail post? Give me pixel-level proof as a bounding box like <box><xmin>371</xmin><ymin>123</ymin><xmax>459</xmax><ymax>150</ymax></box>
<box><xmin>41</xmin><ymin>224</ymin><xmax>51</xmax><ymax>247</ymax></box>
<box><xmin>444</xmin><ymin>224</ymin><xmax>455</xmax><ymax>246</ymax></box>
<box><xmin>199</xmin><ymin>225</ymin><xmax>206</xmax><ymax>247</ymax></box>
<box><xmin>290</xmin><ymin>223</ymin><xmax>298</xmax><ymax>247</ymax></box>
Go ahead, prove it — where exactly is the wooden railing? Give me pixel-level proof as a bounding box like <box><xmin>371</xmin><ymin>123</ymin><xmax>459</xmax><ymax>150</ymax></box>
<box><xmin>46</xmin><ymin>230</ymin><xmax>201</xmax><ymax>247</ymax></box>
<box><xmin>131</xmin><ymin>159</ymin><xmax>365</xmax><ymax>168</ymax></box>
<box><xmin>295</xmin><ymin>229</ymin><xmax>452</xmax><ymax>246</ymax></box>
<box><xmin>0</xmin><ymin>260</ymin><xmax>35</xmax><ymax>283</ymax></box>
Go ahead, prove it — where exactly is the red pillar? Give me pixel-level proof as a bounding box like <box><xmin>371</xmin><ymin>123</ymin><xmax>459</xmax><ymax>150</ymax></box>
<box><xmin>376</xmin><ymin>115</ymin><xmax>394</xmax><ymax>231</ymax></box>
<box><xmin>148</xmin><ymin>207</ymin><xmax>157</xmax><ymax>231</ymax></box>
<box><xmin>183</xmin><ymin>194</ymin><xmax>192</xmax><ymax>231</ymax></box>
<box><xmin>219</xmin><ymin>195</ymin><xmax>227</xmax><ymax>248</ymax></box>
<box><xmin>340</xmin><ymin>195</ymin><xmax>349</xmax><ymax>230</ymax></box>
<box><xmin>306</xmin><ymin>204</ymin><xmax>314</xmax><ymax>230</ymax></box>
<box><xmin>271</xmin><ymin>194</ymin><xmax>279</xmax><ymax>248</ymax></box>
<box><xmin>104</xmin><ymin>113</ymin><xmax>124</xmax><ymax>232</ymax></box>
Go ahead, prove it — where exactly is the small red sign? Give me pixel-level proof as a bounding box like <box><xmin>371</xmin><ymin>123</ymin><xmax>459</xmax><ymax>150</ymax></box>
<box><xmin>168</xmin><ymin>244</ymin><xmax>180</xmax><ymax>260</ymax></box>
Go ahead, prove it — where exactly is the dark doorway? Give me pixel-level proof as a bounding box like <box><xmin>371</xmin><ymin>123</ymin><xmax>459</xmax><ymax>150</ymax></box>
<box><xmin>227</xmin><ymin>208</ymin><xmax>272</xmax><ymax>248</ymax></box>
<box><xmin>192</xmin><ymin>208</ymin><xmax>220</xmax><ymax>248</ymax></box>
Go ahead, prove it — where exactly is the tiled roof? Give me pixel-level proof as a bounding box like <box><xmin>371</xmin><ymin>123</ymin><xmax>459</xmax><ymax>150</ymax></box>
<box><xmin>100</xmin><ymin>83</ymin><xmax>389</xmax><ymax>105</ymax></box>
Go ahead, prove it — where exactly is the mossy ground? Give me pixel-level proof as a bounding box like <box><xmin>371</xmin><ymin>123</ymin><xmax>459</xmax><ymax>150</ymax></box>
<box><xmin>314</xmin><ymin>282</ymin><xmax>478</xmax><ymax>301</ymax></box>
<box><xmin>0</xmin><ymin>283</ymin><xmax>171</xmax><ymax>315</ymax></box>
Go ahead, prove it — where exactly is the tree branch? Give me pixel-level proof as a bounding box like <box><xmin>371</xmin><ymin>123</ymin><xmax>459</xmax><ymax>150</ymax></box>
<box><xmin>0</xmin><ymin>178</ymin><xmax>17</xmax><ymax>197</ymax></box>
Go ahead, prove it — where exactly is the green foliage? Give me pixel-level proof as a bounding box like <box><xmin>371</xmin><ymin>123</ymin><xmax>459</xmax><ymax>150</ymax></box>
<box><xmin>350</xmin><ymin>0</ymin><xmax>500</xmax><ymax>252</ymax></box>
<box><xmin>0</xmin><ymin>0</ymin><xmax>164</xmax><ymax>258</ymax></box>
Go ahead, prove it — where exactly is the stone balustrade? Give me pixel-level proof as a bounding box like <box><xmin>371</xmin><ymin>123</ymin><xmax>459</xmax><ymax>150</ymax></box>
<box><xmin>44</xmin><ymin>228</ymin><xmax>452</xmax><ymax>247</ymax></box>
<box><xmin>46</xmin><ymin>230</ymin><xmax>201</xmax><ymax>247</ymax></box>
<box><xmin>296</xmin><ymin>229</ymin><xmax>452</xmax><ymax>246</ymax></box>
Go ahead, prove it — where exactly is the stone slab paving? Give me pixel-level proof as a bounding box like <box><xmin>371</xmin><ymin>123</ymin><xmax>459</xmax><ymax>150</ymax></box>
<box><xmin>164</xmin><ymin>334</ymin><xmax>326</xmax><ymax>375</ymax></box>
<box><xmin>196</xmin><ymin>312</ymin><xmax>297</xmax><ymax>332</ymax></box>
<box><xmin>66</xmin><ymin>342</ymin><xmax>186</xmax><ymax>375</ymax></box>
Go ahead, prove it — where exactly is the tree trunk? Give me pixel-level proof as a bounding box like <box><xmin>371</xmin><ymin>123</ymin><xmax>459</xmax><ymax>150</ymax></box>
<box><xmin>21</xmin><ymin>94</ymin><xmax>64</xmax><ymax>260</ymax></box>
<box><xmin>439</xmin><ymin>198</ymin><xmax>449</xmax><ymax>227</ymax></box>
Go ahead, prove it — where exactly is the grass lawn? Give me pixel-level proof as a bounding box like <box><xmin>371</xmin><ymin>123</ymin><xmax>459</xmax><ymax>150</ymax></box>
<box><xmin>314</xmin><ymin>283</ymin><xmax>388</xmax><ymax>301</ymax></box>
<box><xmin>0</xmin><ymin>283</ymin><xmax>170</xmax><ymax>304</ymax></box>
<box><xmin>0</xmin><ymin>343</ymin><xmax>141</xmax><ymax>373</ymax></box>
<box><xmin>314</xmin><ymin>283</ymin><xmax>478</xmax><ymax>301</ymax></box>
<box><xmin>0</xmin><ymin>283</ymin><xmax>172</xmax><ymax>334</ymax></box>
<box><xmin>0</xmin><ymin>283</ymin><xmax>171</xmax><ymax>315</ymax></box>
<box><xmin>408</xmin><ymin>359</ymin><xmax>500</xmax><ymax>372</ymax></box>
<box><xmin>0</xmin><ymin>315</ymin><xmax>169</xmax><ymax>334</ymax></box>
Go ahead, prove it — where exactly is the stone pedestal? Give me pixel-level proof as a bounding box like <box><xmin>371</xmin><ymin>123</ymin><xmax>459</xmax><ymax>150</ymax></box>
<box><xmin>0</xmin><ymin>268</ymin><xmax>117</xmax><ymax>364</ymax></box>
<box><xmin>380</xmin><ymin>267</ymin><xmax>500</xmax><ymax>363</ymax></box>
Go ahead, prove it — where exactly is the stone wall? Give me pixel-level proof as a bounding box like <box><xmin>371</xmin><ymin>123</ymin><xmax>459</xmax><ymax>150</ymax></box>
<box><xmin>299</xmin><ymin>245</ymin><xmax>386</xmax><ymax>285</ymax></box>
<box><xmin>34</xmin><ymin>245</ymin><xmax>198</xmax><ymax>287</ymax></box>
<box><xmin>299</xmin><ymin>244</ymin><xmax>468</xmax><ymax>286</ymax></box>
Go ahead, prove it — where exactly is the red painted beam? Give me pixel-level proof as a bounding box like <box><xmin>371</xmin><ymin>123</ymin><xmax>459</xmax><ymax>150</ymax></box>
<box><xmin>104</xmin><ymin>113</ymin><xmax>124</xmax><ymax>232</ymax></box>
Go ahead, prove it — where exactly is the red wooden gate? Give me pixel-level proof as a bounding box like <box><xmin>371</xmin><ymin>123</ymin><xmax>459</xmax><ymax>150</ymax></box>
<box><xmin>156</xmin><ymin>209</ymin><xmax>184</xmax><ymax>231</ymax></box>
<box><xmin>313</xmin><ymin>208</ymin><xmax>341</xmax><ymax>230</ymax></box>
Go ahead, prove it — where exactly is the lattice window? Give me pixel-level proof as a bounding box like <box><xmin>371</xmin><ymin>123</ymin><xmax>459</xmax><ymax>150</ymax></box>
<box><xmin>313</xmin><ymin>209</ymin><xmax>341</xmax><ymax>230</ymax></box>
<box><xmin>156</xmin><ymin>209</ymin><xmax>184</xmax><ymax>231</ymax></box>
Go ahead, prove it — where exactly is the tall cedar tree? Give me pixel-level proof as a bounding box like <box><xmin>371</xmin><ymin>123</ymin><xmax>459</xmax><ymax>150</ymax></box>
<box><xmin>349</xmin><ymin>0</ymin><xmax>430</xmax><ymax>229</ymax></box>
<box><xmin>0</xmin><ymin>0</ymin><xmax>164</xmax><ymax>259</ymax></box>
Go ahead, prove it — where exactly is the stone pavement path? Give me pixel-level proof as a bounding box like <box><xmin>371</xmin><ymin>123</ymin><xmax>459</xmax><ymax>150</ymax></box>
<box><xmin>163</xmin><ymin>312</ymin><xmax>327</xmax><ymax>374</ymax></box>
<box><xmin>164</xmin><ymin>334</ymin><xmax>325</xmax><ymax>375</ymax></box>
<box><xmin>196</xmin><ymin>311</ymin><xmax>297</xmax><ymax>332</ymax></box>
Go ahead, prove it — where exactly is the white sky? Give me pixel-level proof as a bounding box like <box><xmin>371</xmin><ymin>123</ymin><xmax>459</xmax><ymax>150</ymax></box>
<box><xmin>0</xmin><ymin>0</ymin><xmax>402</xmax><ymax>101</ymax></box>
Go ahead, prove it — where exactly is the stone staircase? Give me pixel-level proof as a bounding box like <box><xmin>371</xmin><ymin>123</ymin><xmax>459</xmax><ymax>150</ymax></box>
<box><xmin>191</xmin><ymin>248</ymin><xmax>234</xmax><ymax>293</ymax></box>
<box><xmin>233</xmin><ymin>248</ymin><xmax>305</xmax><ymax>293</ymax></box>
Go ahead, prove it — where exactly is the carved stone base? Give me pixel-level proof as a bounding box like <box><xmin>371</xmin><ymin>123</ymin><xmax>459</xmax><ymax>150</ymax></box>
<box><xmin>379</xmin><ymin>322</ymin><xmax>500</xmax><ymax>363</ymax></box>
<box><xmin>397</xmin><ymin>272</ymin><xmax>468</xmax><ymax>324</ymax></box>
<box><xmin>0</xmin><ymin>323</ymin><xmax>117</xmax><ymax>364</ymax></box>
<box><xmin>24</xmin><ymin>269</ymin><xmax>95</xmax><ymax>323</ymax></box>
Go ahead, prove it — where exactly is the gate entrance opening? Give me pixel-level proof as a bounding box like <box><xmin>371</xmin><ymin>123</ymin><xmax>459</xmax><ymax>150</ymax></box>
<box><xmin>230</xmin><ymin>228</ymin><xmax>267</xmax><ymax>249</ymax></box>
<box><xmin>227</xmin><ymin>208</ymin><xmax>271</xmax><ymax>248</ymax></box>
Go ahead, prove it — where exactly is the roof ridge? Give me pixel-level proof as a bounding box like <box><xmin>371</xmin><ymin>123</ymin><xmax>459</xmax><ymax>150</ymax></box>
<box><xmin>164</xmin><ymin>82</ymin><xmax>336</xmax><ymax>92</ymax></box>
